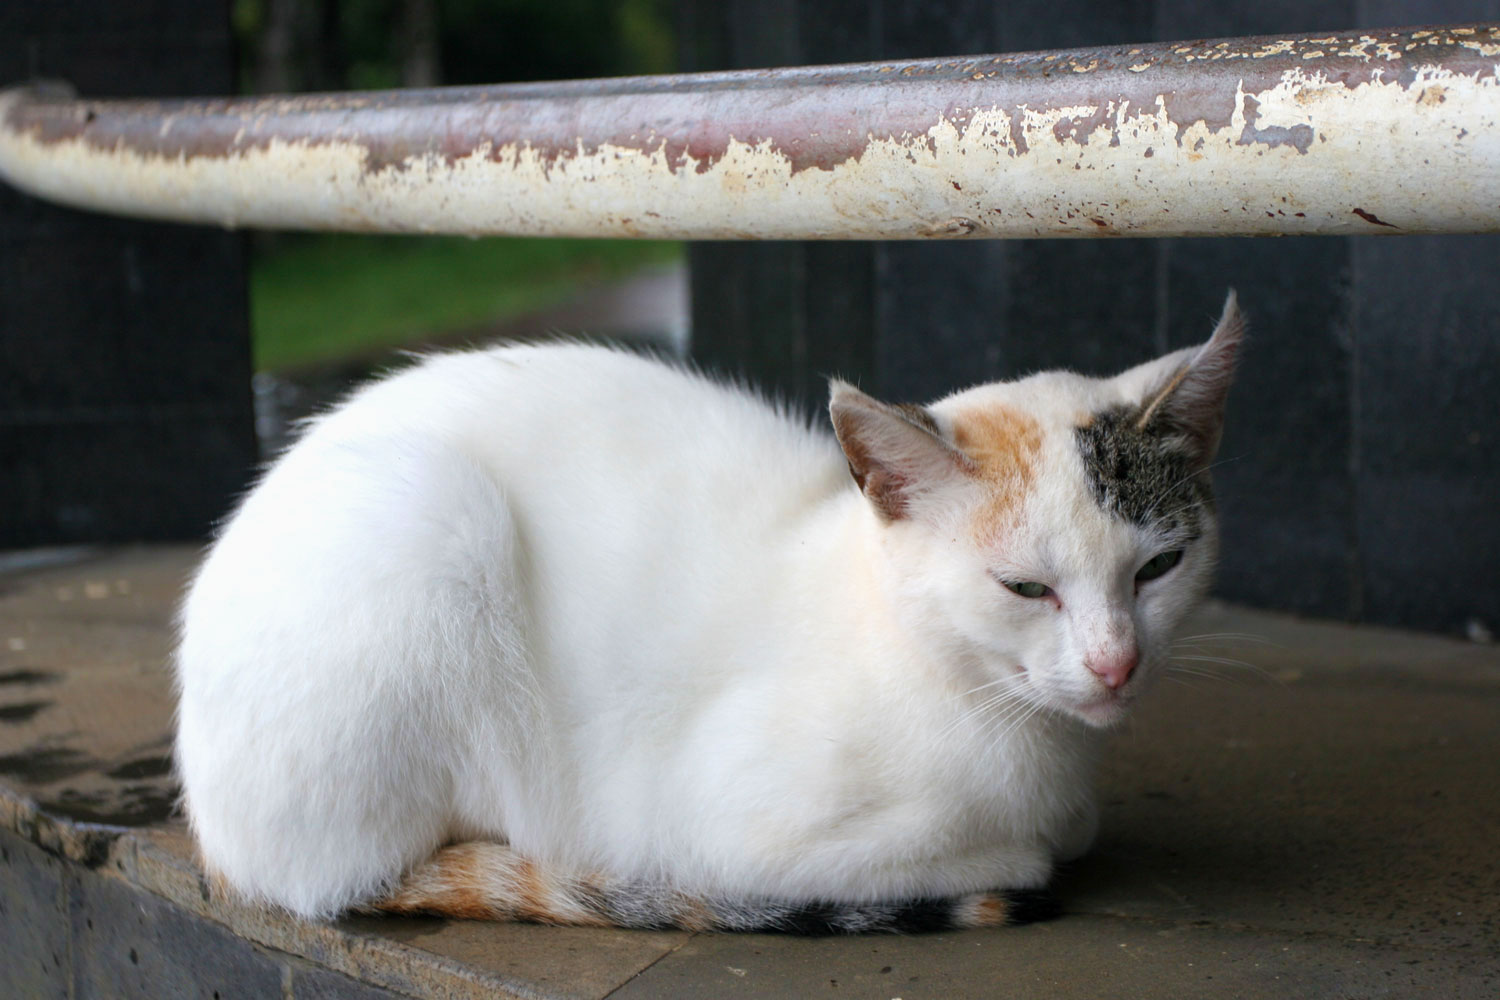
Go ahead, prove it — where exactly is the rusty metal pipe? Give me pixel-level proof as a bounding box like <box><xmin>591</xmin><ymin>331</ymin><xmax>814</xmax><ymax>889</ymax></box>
<box><xmin>1</xmin><ymin>24</ymin><xmax>1497</xmax><ymax>239</ymax></box>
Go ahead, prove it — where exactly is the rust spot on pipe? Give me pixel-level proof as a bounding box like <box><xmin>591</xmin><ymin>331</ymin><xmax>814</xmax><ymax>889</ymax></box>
<box><xmin>1006</xmin><ymin>106</ymin><xmax>1030</xmax><ymax>155</ymax></box>
<box><xmin>1052</xmin><ymin>104</ymin><xmax>1113</xmax><ymax>146</ymax></box>
<box><xmin>925</xmin><ymin>216</ymin><xmax>979</xmax><ymax>236</ymax></box>
<box><xmin>1159</xmin><ymin>85</ymin><xmax>1238</xmax><ymax>146</ymax></box>
<box><xmin>1352</xmin><ymin>207</ymin><xmax>1399</xmax><ymax>228</ymax></box>
<box><xmin>1238</xmin><ymin>94</ymin><xmax>1314</xmax><ymax>154</ymax></box>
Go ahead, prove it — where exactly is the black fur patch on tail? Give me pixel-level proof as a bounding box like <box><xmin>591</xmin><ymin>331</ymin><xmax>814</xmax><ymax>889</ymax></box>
<box><xmin>1000</xmin><ymin>888</ymin><xmax>1063</xmax><ymax>925</ymax></box>
<box><xmin>712</xmin><ymin>888</ymin><xmax>1063</xmax><ymax>935</ymax></box>
<box><xmin>770</xmin><ymin>898</ymin><xmax>954</xmax><ymax>936</ymax></box>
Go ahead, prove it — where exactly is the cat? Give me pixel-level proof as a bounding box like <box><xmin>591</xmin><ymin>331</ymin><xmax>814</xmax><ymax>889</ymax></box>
<box><xmin>173</xmin><ymin>292</ymin><xmax>1243</xmax><ymax>933</ymax></box>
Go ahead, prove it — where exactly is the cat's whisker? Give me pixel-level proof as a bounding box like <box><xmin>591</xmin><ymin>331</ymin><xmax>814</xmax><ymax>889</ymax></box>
<box><xmin>1166</xmin><ymin>664</ymin><xmax>1240</xmax><ymax>683</ymax></box>
<box><xmin>990</xmin><ymin>688</ymin><xmax>1049</xmax><ymax>731</ymax></box>
<box><xmin>1158</xmin><ymin>665</ymin><xmax>1242</xmax><ymax>689</ymax></box>
<box><xmin>1134</xmin><ymin>458</ymin><xmax>1246</xmax><ymax>527</ymax></box>
<box><xmin>1170</xmin><ymin>644</ymin><xmax>1262</xmax><ymax>657</ymax></box>
<box><xmin>960</xmin><ymin>687</ymin><xmax>1031</xmax><ymax>724</ymax></box>
<box><xmin>993</xmin><ymin>695</ymin><xmax>1040</xmax><ymax>728</ymax></box>
<box><xmin>938</xmin><ymin>704</ymin><xmax>1001</xmax><ymax>740</ymax></box>
<box><xmin>1162</xmin><ymin>674</ymin><xmax>1219</xmax><ymax>694</ymax></box>
<box><xmin>988</xmin><ymin>698</ymin><xmax>1050</xmax><ymax>748</ymax></box>
<box><xmin>1170</xmin><ymin>653</ymin><xmax>1281</xmax><ymax>684</ymax></box>
<box><xmin>969</xmin><ymin>695</ymin><xmax>1034</xmax><ymax>741</ymax></box>
<box><xmin>1192</xmin><ymin>454</ymin><xmax>1244</xmax><ymax>478</ymax></box>
<box><xmin>1164</xmin><ymin>657</ymin><xmax>1284</xmax><ymax>693</ymax></box>
<box><xmin>1172</xmin><ymin>631</ymin><xmax>1278</xmax><ymax>647</ymax></box>
<box><xmin>956</xmin><ymin>676</ymin><xmax>1029</xmax><ymax>706</ymax></box>
<box><xmin>1173</xmin><ymin>653</ymin><xmax>1260</xmax><ymax>668</ymax></box>
<box><xmin>1146</xmin><ymin>456</ymin><xmax>1245</xmax><ymax>514</ymax></box>
<box><xmin>1168</xmin><ymin>629</ymin><xmax>1282</xmax><ymax>684</ymax></box>
<box><xmin>1144</xmin><ymin>496</ymin><xmax>1208</xmax><ymax>527</ymax></box>
<box><xmin>957</xmin><ymin>675</ymin><xmax>1026</xmax><ymax>698</ymax></box>
<box><xmin>937</xmin><ymin>681</ymin><xmax>1032</xmax><ymax>739</ymax></box>
<box><xmin>1144</xmin><ymin>481</ymin><xmax>1207</xmax><ymax>515</ymax></box>
<box><xmin>1175</xmin><ymin>631</ymin><xmax>1271</xmax><ymax>641</ymax></box>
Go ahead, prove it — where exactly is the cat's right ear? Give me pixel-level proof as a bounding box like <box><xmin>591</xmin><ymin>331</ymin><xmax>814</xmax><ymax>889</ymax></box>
<box><xmin>829</xmin><ymin>380</ymin><xmax>974</xmax><ymax>522</ymax></box>
<box><xmin>1134</xmin><ymin>290</ymin><xmax>1245</xmax><ymax>465</ymax></box>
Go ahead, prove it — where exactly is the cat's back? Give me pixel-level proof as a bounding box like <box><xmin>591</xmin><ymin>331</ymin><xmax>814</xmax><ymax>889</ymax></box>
<box><xmin>316</xmin><ymin>344</ymin><xmax>834</xmax><ymax>485</ymax></box>
<box><xmin>220</xmin><ymin>342</ymin><xmax>849</xmax><ymax>615</ymax></box>
<box><xmin>182</xmin><ymin>341</ymin><xmax>847</xmax><ymax>732</ymax></box>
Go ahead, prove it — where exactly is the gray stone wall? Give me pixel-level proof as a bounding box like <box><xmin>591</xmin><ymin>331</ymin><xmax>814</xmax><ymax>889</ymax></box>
<box><xmin>0</xmin><ymin>829</ymin><xmax>406</xmax><ymax>1000</ymax></box>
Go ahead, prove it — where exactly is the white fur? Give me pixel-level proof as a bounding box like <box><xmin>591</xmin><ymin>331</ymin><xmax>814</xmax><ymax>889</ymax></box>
<box><xmin>176</xmin><ymin>318</ymin><xmax>1237</xmax><ymax>920</ymax></box>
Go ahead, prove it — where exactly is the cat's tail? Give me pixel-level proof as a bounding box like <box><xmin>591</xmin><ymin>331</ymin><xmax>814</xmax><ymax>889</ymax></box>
<box><xmin>367</xmin><ymin>842</ymin><xmax>1060</xmax><ymax>934</ymax></box>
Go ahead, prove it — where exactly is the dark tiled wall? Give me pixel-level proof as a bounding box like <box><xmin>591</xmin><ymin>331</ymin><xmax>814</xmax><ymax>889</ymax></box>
<box><xmin>683</xmin><ymin>0</ymin><xmax>1500</xmax><ymax>634</ymax></box>
<box><xmin>1353</xmin><ymin>236</ymin><xmax>1500</xmax><ymax>632</ymax></box>
<box><xmin>0</xmin><ymin>1</ymin><xmax>256</xmax><ymax>547</ymax></box>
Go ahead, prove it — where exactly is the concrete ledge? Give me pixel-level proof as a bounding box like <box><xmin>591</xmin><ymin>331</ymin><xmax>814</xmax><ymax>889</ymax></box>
<box><xmin>3</xmin><ymin>547</ymin><xmax>1499</xmax><ymax>998</ymax></box>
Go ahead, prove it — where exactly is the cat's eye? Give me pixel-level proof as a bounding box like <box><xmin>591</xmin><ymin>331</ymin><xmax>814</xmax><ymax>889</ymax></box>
<box><xmin>1135</xmin><ymin>549</ymin><xmax>1184</xmax><ymax>582</ymax></box>
<box><xmin>1003</xmin><ymin>580</ymin><xmax>1052</xmax><ymax>599</ymax></box>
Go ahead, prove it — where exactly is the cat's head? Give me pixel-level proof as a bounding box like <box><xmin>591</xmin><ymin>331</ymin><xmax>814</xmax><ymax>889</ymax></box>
<box><xmin>830</xmin><ymin>292</ymin><xmax>1244</xmax><ymax>727</ymax></box>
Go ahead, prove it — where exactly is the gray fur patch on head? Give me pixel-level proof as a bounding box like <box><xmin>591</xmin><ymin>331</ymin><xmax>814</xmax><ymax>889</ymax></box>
<box><xmin>1075</xmin><ymin>407</ymin><xmax>1210</xmax><ymax>536</ymax></box>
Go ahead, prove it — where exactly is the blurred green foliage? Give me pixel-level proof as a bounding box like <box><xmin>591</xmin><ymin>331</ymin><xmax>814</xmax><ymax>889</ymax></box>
<box><xmin>252</xmin><ymin>235</ymin><xmax>681</xmax><ymax>372</ymax></box>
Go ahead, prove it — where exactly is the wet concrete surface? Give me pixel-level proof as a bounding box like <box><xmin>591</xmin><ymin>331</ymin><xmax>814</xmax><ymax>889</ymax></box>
<box><xmin>0</xmin><ymin>546</ymin><xmax>184</xmax><ymax>828</ymax></box>
<box><xmin>2</xmin><ymin>546</ymin><xmax>1497</xmax><ymax>998</ymax></box>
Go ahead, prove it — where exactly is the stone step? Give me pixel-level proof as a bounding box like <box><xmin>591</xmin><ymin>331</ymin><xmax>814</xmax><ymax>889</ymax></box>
<box><xmin>3</xmin><ymin>546</ymin><xmax>1497</xmax><ymax>998</ymax></box>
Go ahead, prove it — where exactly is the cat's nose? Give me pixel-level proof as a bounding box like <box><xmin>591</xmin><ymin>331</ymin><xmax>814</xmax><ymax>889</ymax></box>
<box><xmin>1086</xmin><ymin>648</ymin><xmax>1139</xmax><ymax>690</ymax></box>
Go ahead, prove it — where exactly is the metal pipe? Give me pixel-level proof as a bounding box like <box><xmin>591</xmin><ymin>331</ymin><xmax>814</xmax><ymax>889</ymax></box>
<box><xmin>1</xmin><ymin>24</ymin><xmax>1497</xmax><ymax>239</ymax></box>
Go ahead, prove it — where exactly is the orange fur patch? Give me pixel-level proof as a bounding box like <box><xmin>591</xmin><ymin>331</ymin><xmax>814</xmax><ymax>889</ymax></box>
<box><xmin>378</xmin><ymin>844</ymin><xmax>497</xmax><ymax>920</ymax></box>
<box><xmin>375</xmin><ymin>843</ymin><xmax>618</xmax><ymax>927</ymax></box>
<box><xmin>509</xmin><ymin>857</ymin><xmax>561</xmax><ymax>924</ymax></box>
<box><xmin>950</xmin><ymin>405</ymin><xmax>1043</xmax><ymax>541</ymax></box>
<box><xmin>969</xmin><ymin>894</ymin><xmax>1010</xmax><ymax>928</ymax></box>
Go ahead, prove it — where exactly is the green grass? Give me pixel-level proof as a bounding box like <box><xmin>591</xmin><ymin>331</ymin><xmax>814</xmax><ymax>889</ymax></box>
<box><xmin>249</xmin><ymin>235</ymin><xmax>682</xmax><ymax>372</ymax></box>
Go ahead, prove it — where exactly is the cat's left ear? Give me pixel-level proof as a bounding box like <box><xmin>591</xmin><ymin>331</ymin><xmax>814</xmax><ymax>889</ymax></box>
<box><xmin>829</xmin><ymin>380</ymin><xmax>974</xmax><ymax>522</ymax></box>
<box><xmin>1131</xmin><ymin>290</ymin><xmax>1245</xmax><ymax>466</ymax></box>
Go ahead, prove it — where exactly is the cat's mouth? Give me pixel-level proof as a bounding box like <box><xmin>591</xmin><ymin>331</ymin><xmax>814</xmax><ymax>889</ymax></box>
<box><xmin>1070</xmin><ymin>691</ymin><xmax>1132</xmax><ymax>728</ymax></box>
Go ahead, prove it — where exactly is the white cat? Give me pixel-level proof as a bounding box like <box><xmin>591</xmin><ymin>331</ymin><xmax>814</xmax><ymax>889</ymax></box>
<box><xmin>174</xmin><ymin>293</ymin><xmax>1243</xmax><ymax>933</ymax></box>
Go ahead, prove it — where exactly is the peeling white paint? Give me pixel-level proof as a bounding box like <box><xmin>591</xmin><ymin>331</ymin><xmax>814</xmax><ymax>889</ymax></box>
<box><xmin>1</xmin><ymin>56</ymin><xmax>1497</xmax><ymax>240</ymax></box>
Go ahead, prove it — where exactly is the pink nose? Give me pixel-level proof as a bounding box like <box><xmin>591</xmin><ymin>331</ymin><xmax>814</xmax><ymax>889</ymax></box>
<box><xmin>1087</xmin><ymin>649</ymin><xmax>1139</xmax><ymax>690</ymax></box>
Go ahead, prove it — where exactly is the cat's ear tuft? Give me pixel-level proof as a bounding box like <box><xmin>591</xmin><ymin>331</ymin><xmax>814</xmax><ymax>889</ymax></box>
<box><xmin>1136</xmin><ymin>290</ymin><xmax>1245</xmax><ymax>464</ymax></box>
<box><xmin>828</xmin><ymin>380</ymin><xmax>972</xmax><ymax>521</ymax></box>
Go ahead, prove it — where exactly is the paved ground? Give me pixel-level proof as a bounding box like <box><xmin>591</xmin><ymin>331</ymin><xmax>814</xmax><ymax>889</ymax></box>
<box><xmin>2</xmin><ymin>546</ymin><xmax>1497</xmax><ymax>998</ymax></box>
